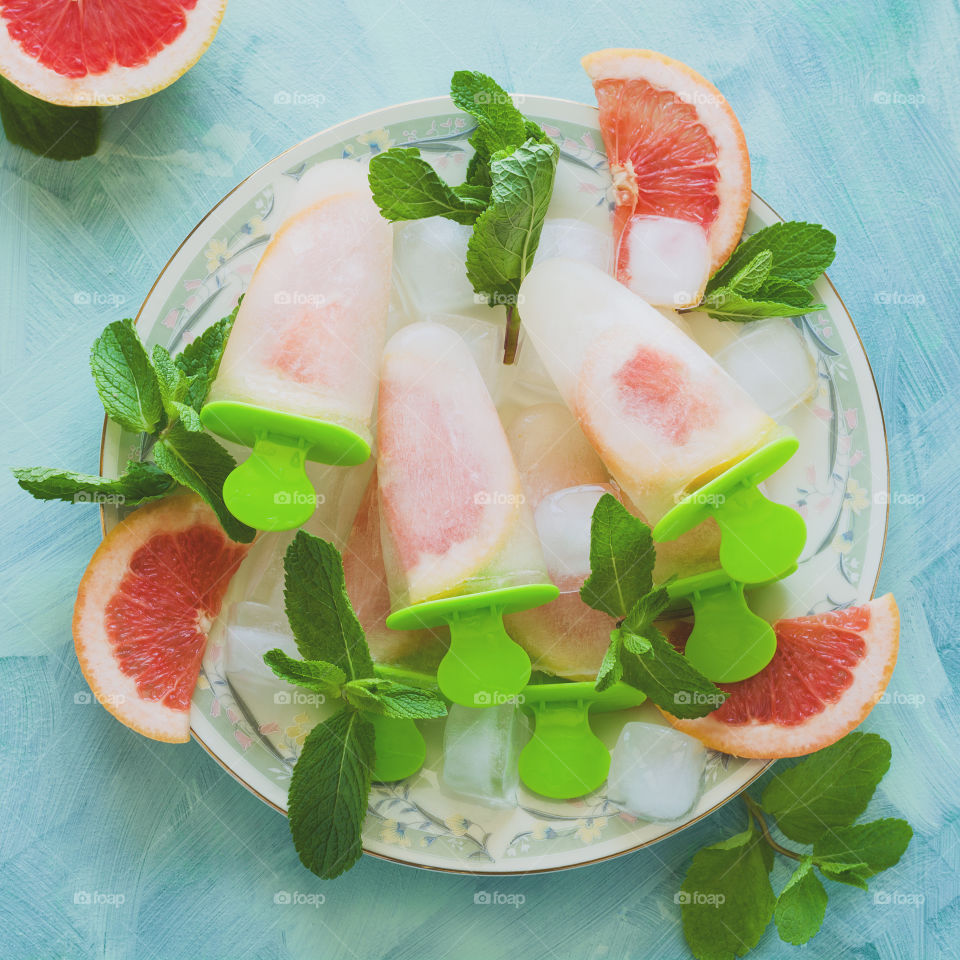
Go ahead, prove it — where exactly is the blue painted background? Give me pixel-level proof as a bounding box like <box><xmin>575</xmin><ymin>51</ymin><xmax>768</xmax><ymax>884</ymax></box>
<box><xmin>2</xmin><ymin>0</ymin><xmax>959</xmax><ymax>956</ymax></box>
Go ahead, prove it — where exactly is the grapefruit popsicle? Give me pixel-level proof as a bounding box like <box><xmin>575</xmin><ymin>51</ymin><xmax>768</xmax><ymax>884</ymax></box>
<box><xmin>377</xmin><ymin>323</ymin><xmax>558</xmax><ymax>705</ymax></box>
<box><xmin>518</xmin><ymin>258</ymin><xmax>805</xmax><ymax>582</ymax></box>
<box><xmin>201</xmin><ymin>160</ymin><xmax>393</xmax><ymax>530</ymax></box>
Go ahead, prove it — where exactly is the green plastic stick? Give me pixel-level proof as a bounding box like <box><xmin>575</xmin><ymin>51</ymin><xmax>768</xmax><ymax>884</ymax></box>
<box><xmin>200</xmin><ymin>400</ymin><xmax>370</xmax><ymax>531</ymax></box>
<box><xmin>386</xmin><ymin>584</ymin><xmax>558</xmax><ymax>708</ymax></box>
<box><xmin>517</xmin><ymin>681</ymin><xmax>646</xmax><ymax>800</ymax></box>
<box><xmin>653</xmin><ymin>434</ymin><xmax>807</xmax><ymax>584</ymax></box>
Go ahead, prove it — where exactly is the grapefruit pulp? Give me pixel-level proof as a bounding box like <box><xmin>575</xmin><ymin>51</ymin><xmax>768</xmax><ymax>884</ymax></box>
<box><xmin>0</xmin><ymin>0</ymin><xmax>226</xmax><ymax>106</ymax></box>
<box><xmin>73</xmin><ymin>493</ymin><xmax>250</xmax><ymax>742</ymax></box>
<box><xmin>661</xmin><ymin>595</ymin><xmax>899</xmax><ymax>758</ymax></box>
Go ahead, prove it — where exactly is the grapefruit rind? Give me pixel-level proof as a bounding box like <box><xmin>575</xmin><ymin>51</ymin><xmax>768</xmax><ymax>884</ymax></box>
<box><xmin>73</xmin><ymin>493</ymin><xmax>245</xmax><ymax>743</ymax></box>
<box><xmin>661</xmin><ymin>594</ymin><xmax>899</xmax><ymax>758</ymax></box>
<box><xmin>582</xmin><ymin>47</ymin><xmax>751</xmax><ymax>275</ymax></box>
<box><xmin>0</xmin><ymin>0</ymin><xmax>226</xmax><ymax>107</ymax></box>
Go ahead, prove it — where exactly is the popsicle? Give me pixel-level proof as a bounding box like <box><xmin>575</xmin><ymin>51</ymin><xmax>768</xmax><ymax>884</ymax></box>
<box><xmin>502</xmin><ymin>403</ymin><xmax>721</xmax><ymax>679</ymax></box>
<box><xmin>377</xmin><ymin>323</ymin><xmax>558</xmax><ymax>706</ymax></box>
<box><xmin>518</xmin><ymin>258</ymin><xmax>806</xmax><ymax>582</ymax></box>
<box><xmin>201</xmin><ymin>159</ymin><xmax>393</xmax><ymax>530</ymax></box>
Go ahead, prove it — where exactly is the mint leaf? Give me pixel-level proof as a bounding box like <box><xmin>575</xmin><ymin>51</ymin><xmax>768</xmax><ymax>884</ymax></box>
<box><xmin>369</xmin><ymin>147</ymin><xmax>489</xmax><ymax>225</ymax></box>
<box><xmin>727</xmin><ymin>250</ymin><xmax>773</xmax><ymax>297</ymax></box>
<box><xmin>173</xmin><ymin>305</ymin><xmax>239</xmax><ymax>411</ymax></box>
<box><xmin>0</xmin><ymin>76</ymin><xmax>100</xmax><ymax>160</ymax></box>
<box><xmin>151</xmin><ymin>344</ymin><xmax>194</xmax><ymax>419</ymax></box>
<box><xmin>263</xmin><ymin>649</ymin><xmax>346</xmax><ymax>697</ymax></box>
<box><xmin>465</xmin><ymin>140</ymin><xmax>558</xmax><ymax>305</ymax></box>
<box><xmin>618</xmin><ymin>621</ymin><xmax>727</xmax><ymax>719</ymax></box>
<box><xmin>342</xmin><ymin>678</ymin><xmax>447</xmax><ymax>720</ymax></box>
<box><xmin>701</xmin><ymin>288</ymin><xmax>817</xmax><ymax>323</ymax></box>
<box><xmin>450</xmin><ymin>71</ymin><xmax>527</xmax><ymax>155</ymax></box>
<box><xmin>680</xmin><ymin>825</ymin><xmax>775</xmax><ymax>960</ymax></box>
<box><xmin>283</xmin><ymin>532</ymin><xmax>374</xmax><ymax>680</ymax></box>
<box><xmin>11</xmin><ymin>460</ymin><xmax>175</xmax><ymax>505</ymax></box>
<box><xmin>815</xmin><ymin>859</ymin><xmax>871</xmax><ymax>890</ymax></box>
<box><xmin>287</xmin><ymin>710</ymin><xmax>374</xmax><ymax>879</ymax></box>
<box><xmin>752</xmin><ymin>276</ymin><xmax>816</xmax><ymax>308</ymax></box>
<box><xmin>153</xmin><ymin>421</ymin><xmax>255</xmax><ymax>543</ymax></box>
<box><xmin>813</xmin><ymin>818</ymin><xmax>912</xmax><ymax>880</ymax></box>
<box><xmin>774</xmin><ymin>856</ymin><xmax>828</xmax><ymax>946</ymax></box>
<box><xmin>761</xmin><ymin>732</ymin><xmax>891</xmax><ymax>844</ymax></box>
<box><xmin>594</xmin><ymin>631</ymin><xmax>624</xmax><ymax>693</ymax></box>
<box><xmin>90</xmin><ymin>319</ymin><xmax>165</xmax><ymax>434</ymax></box>
<box><xmin>709</xmin><ymin>221</ymin><xmax>836</xmax><ymax>290</ymax></box>
<box><xmin>580</xmin><ymin>494</ymin><xmax>655</xmax><ymax>618</ymax></box>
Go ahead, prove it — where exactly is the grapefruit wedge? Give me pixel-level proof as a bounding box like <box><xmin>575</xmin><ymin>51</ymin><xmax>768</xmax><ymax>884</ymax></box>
<box><xmin>73</xmin><ymin>493</ymin><xmax>250</xmax><ymax>743</ymax></box>
<box><xmin>661</xmin><ymin>595</ymin><xmax>899</xmax><ymax>758</ymax></box>
<box><xmin>583</xmin><ymin>48</ymin><xmax>751</xmax><ymax>305</ymax></box>
<box><xmin>0</xmin><ymin>0</ymin><xmax>226</xmax><ymax>106</ymax></box>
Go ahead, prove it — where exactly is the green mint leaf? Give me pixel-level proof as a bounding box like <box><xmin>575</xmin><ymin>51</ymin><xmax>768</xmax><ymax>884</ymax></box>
<box><xmin>173</xmin><ymin>304</ymin><xmax>239</xmax><ymax>411</ymax></box>
<box><xmin>594</xmin><ymin>632</ymin><xmax>623</xmax><ymax>693</ymax></box>
<box><xmin>465</xmin><ymin>139</ymin><xmax>558</xmax><ymax>305</ymax></box>
<box><xmin>815</xmin><ymin>860</ymin><xmax>871</xmax><ymax>890</ymax></box>
<box><xmin>774</xmin><ymin>856</ymin><xmax>828</xmax><ymax>946</ymax></box>
<box><xmin>0</xmin><ymin>76</ymin><xmax>101</xmax><ymax>160</ymax></box>
<box><xmin>680</xmin><ymin>825</ymin><xmax>776</xmax><ymax>960</ymax></box>
<box><xmin>709</xmin><ymin>221</ymin><xmax>836</xmax><ymax>291</ymax></box>
<box><xmin>287</xmin><ymin>710</ymin><xmax>374</xmax><ymax>879</ymax></box>
<box><xmin>728</xmin><ymin>250</ymin><xmax>773</xmax><ymax>297</ymax></box>
<box><xmin>151</xmin><ymin>344</ymin><xmax>195</xmax><ymax>419</ymax></box>
<box><xmin>11</xmin><ymin>460</ymin><xmax>175</xmax><ymax>505</ymax></box>
<box><xmin>813</xmin><ymin>818</ymin><xmax>913</xmax><ymax>881</ymax></box>
<box><xmin>342</xmin><ymin>678</ymin><xmax>447</xmax><ymax>720</ymax></box>
<box><xmin>752</xmin><ymin>276</ymin><xmax>816</xmax><ymax>308</ymax></box>
<box><xmin>262</xmin><ymin>649</ymin><xmax>347</xmax><ymax>697</ymax></box>
<box><xmin>701</xmin><ymin>288</ymin><xmax>818</xmax><ymax>323</ymax></box>
<box><xmin>153</xmin><ymin>422</ymin><xmax>255</xmax><ymax>543</ymax></box>
<box><xmin>90</xmin><ymin>319</ymin><xmax>165</xmax><ymax>435</ymax></box>
<box><xmin>761</xmin><ymin>732</ymin><xmax>891</xmax><ymax>844</ymax></box>
<box><xmin>282</xmin><ymin>531</ymin><xmax>374</xmax><ymax>680</ymax></box>
<box><xmin>619</xmin><ymin>622</ymin><xmax>727</xmax><ymax>719</ymax></box>
<box><xmin>580</xmin><ymin>494</ymin><xmax>655</xmax><ymax>618</ymax></box>
<box><xmin>450</xmin><ymin>71</ymin><xmax>526</xmax><ymax>154</ymax></box>
<box><xmin>465</xmin><ymin>147</ymin><xmax>492</xmax><ymax>187</ymax></box>
<box><xmin>368</xmin><ymin>147</ymin><xmax>489</xmax><ymax>225</ymax></box>
<box><xmin>622</xmin><ymin>584</ymin><xmax>671</xmax><ymax>634</ymax></box>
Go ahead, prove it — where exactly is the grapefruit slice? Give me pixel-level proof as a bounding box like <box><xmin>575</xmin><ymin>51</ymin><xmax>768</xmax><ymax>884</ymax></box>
<box><xmin>73</xmin><ymin>493</ymin><xmax>250</xmax><ymax>742</ymax></box>
<box><xmin>582</xmin><ymin>48</ymin><xmax>751</xmax><ymax>305</ymax></box>
<box><xmin>661</xmin><ymin>595</ymin><xmax>899</xmax><ymax>758</ymax></box>
<box><xmin>0</xmin><ymin>0</ymin><xmax>226</xmax><ymax>106</ymax></box>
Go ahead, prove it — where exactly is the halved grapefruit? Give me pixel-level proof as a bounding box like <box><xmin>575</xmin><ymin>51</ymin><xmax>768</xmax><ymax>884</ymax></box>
<box><xmin>73</xmin><ymin>492</ymin><xmax>250</xmax><ymax>742</ymax></box>
<box><xmin>583</xmin><ymin>48</ymin><xmax>751</xmax><ymax>305</ymax></box>
<box><xmin>0</xmin><ymin>0</ymin><xmax>226</xmax><ymax>106</ymax></box>
<box><xmin>661</xmin><ymin>595</ymin><xmax>899</xmax><ymax>758</ymax></box>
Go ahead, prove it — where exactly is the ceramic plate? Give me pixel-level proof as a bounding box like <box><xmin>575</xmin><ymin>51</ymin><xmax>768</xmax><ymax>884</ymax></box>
<box><xmin>100</xmin><ymin>95</ymin><xmax>889</xmax><ymax>874</ymax></box>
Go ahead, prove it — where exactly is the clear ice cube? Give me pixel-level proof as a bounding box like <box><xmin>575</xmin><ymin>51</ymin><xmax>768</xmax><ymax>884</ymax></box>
<box><xmin>606</xmin><ymin>721</ymin><xmax>707</xmax><ymax>821</ymax></box>
<box><xmin>393</xmin><ymin>217</ymin><xmax>476</xmax><ymax>315</ymax></box>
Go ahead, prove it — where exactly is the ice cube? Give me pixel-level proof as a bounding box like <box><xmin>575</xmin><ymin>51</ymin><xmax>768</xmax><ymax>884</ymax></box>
<box><xmin>606</xmin><ymin>722</ymin><xmax>707</xmax><ymax>821</ymax></box>
<box><xmin>393</xmin><ymin>217</ymin><xmax>477</xmax><ymax>315</ymax></box>
<box><xmin>682</xmin><ymin>309</ymin><xmax>740</xmax><ymax>356</ymax></box>
<box><xmin>622</xmin><ymin>216</ymin><xmax>710</xmax><ymax>307</ymax></box>
<box><xmin>534</xmin><ymin>484</ymin><xmax>609</xmax><ymax>584</ymax></box>
<box><xmin>441</xmin><ymin>703</ymin><xmax>529</xmax><ymax>808</ymax></box>
<box><xmin>224</xmin><ymin>600</ymin><xmax>298</xmax><ymax>686</ymax></box>
<box><xmin>714</xmin><ymin>317</ymin><xmax>817</xmax><ymax>418</ymax></box>
<box><xmin>535</xmin><ymin>218</ymin><xmax>613</xmax><ymax>274</ymax></box>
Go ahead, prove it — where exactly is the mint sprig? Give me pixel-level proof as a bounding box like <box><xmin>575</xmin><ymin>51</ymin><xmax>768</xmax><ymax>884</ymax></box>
<box><xmin>581</xmin><ymin>494</ymin><xmax>726</xmax><ymax>717</ymax></box>
<box><xmin>0</xmin><ymin>76</ymin><xmax>101</xmax><ymax>160</ymax></box>
<box><xmin>368</xmin><ymin>69</ymin><xmax>558</xmax><ymax>363</ymax></box>
<box><xmin>12</xmin><ymin>305</ymin><xmax>254</xmax><ymax>542</ymax></box>
<box><xmin>679</xmin><ymin>732</ymin><xmax>913</xmax><ymax>957</ymax></box>
<box><xmin>274</xmin><ymin>532</ymin><xmax>446</xmax><ymax>879</ymax></box>
<box><xmin>701</xmin><ymin>221</ymin><xmax>836</xmax><ymax>322</ymax></box>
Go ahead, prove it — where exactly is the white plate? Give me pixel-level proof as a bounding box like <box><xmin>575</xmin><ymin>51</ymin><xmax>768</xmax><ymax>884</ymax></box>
<box><xmin>101</xmin><ymin>95</ymin><xmax>889</xmax><ymax>874</ymax></box>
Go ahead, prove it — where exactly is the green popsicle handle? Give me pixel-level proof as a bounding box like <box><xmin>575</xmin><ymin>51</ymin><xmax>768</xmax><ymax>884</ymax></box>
<box><xmin>386</xmin><ymin>584</ymin><xmax>558</xmax><ymax>709</ymax></box>
<box><xmin>653</xmin><ymin>434</ymin><xmax>806</xmax><ymax>584</ymax></box>
<box><xmin>365</xmin><ymin>711</ymin><xmax>427</xmax><ymax>782</ymax></box>
<box><xmin>200</xmin><ymin>400</ymin><xmax>371</xmax><ymax>532</ymax></box>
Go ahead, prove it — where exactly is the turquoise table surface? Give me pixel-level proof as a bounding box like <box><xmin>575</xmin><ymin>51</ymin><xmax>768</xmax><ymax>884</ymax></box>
<box><xmin>2</xmin><ymin>0</ymin><xmax>959</xmax><ymax>957</ymax></box>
